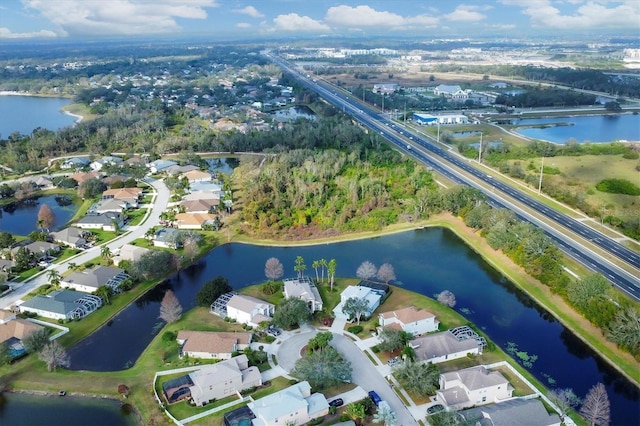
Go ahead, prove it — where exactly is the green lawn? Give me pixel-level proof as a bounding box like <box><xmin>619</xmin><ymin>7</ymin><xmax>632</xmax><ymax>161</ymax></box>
<box><xmin>126</xmin><ymin>208</ymin><xmax>148</xmax><ymax>226</ymax></box>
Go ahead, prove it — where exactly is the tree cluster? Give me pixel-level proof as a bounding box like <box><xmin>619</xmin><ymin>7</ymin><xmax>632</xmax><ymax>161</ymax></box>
<box><xmin>272</xmin><ymin>297</ymin><xmax>311</xmax><ymax>330</ymax></box>
<box><xmin>291</xmin><ymin>345</ymin><xmax>351</xmax><ymax>390</ymax></box>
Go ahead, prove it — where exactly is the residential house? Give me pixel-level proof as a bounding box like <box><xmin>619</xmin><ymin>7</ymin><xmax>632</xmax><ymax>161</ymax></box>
<box><xmin>75</xmin><ymin>212</ymin><xmax>124</xmax><ymax>231</ymax></box>
<box><xmin>124</xmin><ymin>156</ymin><xmax>148</xmax><ymax>167</ymax></box>
<box><xmin>90</xmin><ymin>156</ymin><xmax>123</xmax><ymax>171</ymax></box>
<box><xmin>283</xmin><ymin>277</ymin><xmax>323</xmax><ymax>312</ymax></box>
<box><xmin>176</xmin><ymin>331</ymin><xmax>252</xmax><ymax>359</ymax></box>
<box><xmin>412</xmin><ymin>331</ymin><xmax>481</xmax><ymax>364</ymax></box>
<box><xmin>50</xmin><ymin>227</ymin><xmax>90</xmax><ymax>248</ymax></box>
<box><xmin>433</xmin><ymin>84</ymin><xmax>470</xmax><ymax>101</ymax></box>
<box><xmin>113</xmin><ymin>244</ymin><xmax>152</xmax><ymax>266</ymax></box>
<box><xmin>379</xmin><ymin>306</ymin><xmax>439</xmax><ymax>335</ymax></box>
<box><xmin>248</xmin><ymin>381</ymin><xmax>329</xmax><ymax>426</ymax></box>
<box><xmin>162</xmin><ymin>354</ymin><xmax>262</xmax><ymax>405</ymax></box>
<box><xmin>223</xmin><ymin>294</ymin><xmax>274</xmax><ymax>327</ymax></box>
<box><xmin>461</xmin><ymin>398</ymin><xmax>561</xmax><ymax>426</ymax></box>
<box><xmin>61</xmin><ymin>265</ymin><xmax>129</xmax><ymax>293</ymax></box>
<box><xmin>19</xmin><ymin>289</ymin><xmax>103</xmax><ymax>320</ymax></box>
<box><xmin>166</xmin><ymin>164</ymin><xmax>199</xmax><ymax>176</ymax></box>
<box><xmin>92</xmin><ymin>198</ymin><xmax>131</xmax><ymax>214</ymax></box>
<box><xmin>188</xmin><ymin>181</ymin><xmax>223</xmax><ymax>195</ymax></box>
<box><xmin>0</xmin><ymin>311</ymin><xmax>45</xmax><ymax>358</ymax></box>
<box><xmin>0</xmin><ymin>259</ymin><xmax>15</xmax><ymax>273</ymax></box>
<box><xmin>333</xmin><ymin>285</ymin><xmax>383</xmax><ymax>320</ymax></box>
<box><xmin>102</xmin><ymin>187</ymin><xmax>143</xmax><ymax>207</ymax></box>
<box><xmin>436</xmin><ymin>366</ymin><xmax>513</xmax><ymax>409</ymax></box>
<box><xmin>153</xmin><ymin>228</ymin><xmax>184</xmax><ymax>249</ymax></box>
<box><xmin>60</xmin><ymin>157</ymin><xmax>90</xmax><ymax>170</ymax></box>
<box><xmin>12</xmin><ymin>241</ymin><xmax>60</xmax><ymax>260</ymax></box>
<box><xmin>372</xmin><ymin>83</ymin><xmax>399</xmax><ymax>94</ymax></box>
<box><xmin>179</xmin><ymin>199</ymin><xmax>217</xmax><ymax>214</ymax></box>
<box><xmin>174</xmin><ymin>213</ymin><xmax>216</xmax><ymax>230</ymax></box>
<box><xmin>182</xmin><ymin>169</ymin><xmax>212</xmax><ymax>183</ymax></box>
<box><xmin>148</xmin><ymin>159</ymin><xmax>178</xmax><ymax>174</ymax></box>
<box><xmin>70</xmin><ymin>172</ymin><xmax>102</xmax><ymax>185</ymax></box>
<box><xmin>183</xmin><ymin>191</ymin><xmax>221</xmax><ymax>203</ymax></box>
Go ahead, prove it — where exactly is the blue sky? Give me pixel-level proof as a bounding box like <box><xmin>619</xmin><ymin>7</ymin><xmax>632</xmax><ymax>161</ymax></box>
<box><xmin>0</xmin><ymin>0</ymin><xmax>638</xmax><ymax>40</ymax></box>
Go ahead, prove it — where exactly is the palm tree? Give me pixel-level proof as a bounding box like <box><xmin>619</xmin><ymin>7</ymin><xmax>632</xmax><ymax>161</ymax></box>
<box><xmin>47</xmin><ymin>269</ymin><xmax>61</xmax><ymax>287</ymax></box>
<box><xmin>101</xmin><ymin>246</ymin><xmax>112</xmax><ymax>263</ymax></box>
<box><xmin>373</xmin><ymin>404</ymin><xmax>397</xmax><ymax>426</ymax></box>
<box><xmin>328</xmin><ymin>259</ymin><xmax>337</xmax><ymax>291</ymax></box>
<box><xmin>312</xmin><ymin>260</ymin><xmax>320</xmax><ymax>283</ymax></box>
<box><xmin>345</xmin><ymin>402</ymin><xmax>365</xmax><ymax>424</ymax></box>
<box><xmin>320</xmin><ymin>259</ymin><xmax>327</xmax><ymax>284</ymax></box>
<box><xmin>67</xmin><ymin>262</ymin><xmax>78</xmax><ymax>271</ymax></box>
<box><xmin>294</xmin><ymin>256</ymin><xmax>306</xmax><ymax>279</ymax></box>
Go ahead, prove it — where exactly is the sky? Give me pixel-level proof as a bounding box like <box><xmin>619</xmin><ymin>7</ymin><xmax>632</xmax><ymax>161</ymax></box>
<box><xmin>0</xmin><ymin>0</ymin><xmax>638</xmax><ymax>41</ymax></box>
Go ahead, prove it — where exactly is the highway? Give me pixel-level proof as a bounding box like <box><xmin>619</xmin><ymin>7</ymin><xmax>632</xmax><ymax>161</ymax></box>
<box><xmin>265</xmin><ymin>52</ymin><xmax>640</xmax><ymax>301</ymax></box>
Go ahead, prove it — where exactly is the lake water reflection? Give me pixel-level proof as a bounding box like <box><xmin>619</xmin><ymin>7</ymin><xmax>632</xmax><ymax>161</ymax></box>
<box><xmin>0</xmin><ymin>194</ymin><xmax>80</xmax><ymax>236</ymax></box>
<box><xmin>0</xmin><ymin>95</ymin><xmax>77</xmax><ymax>137</ymax></box>
<box><xmin>513</xmin><ymin>114</ymin><xmax>640</xmax><ymax>143</ymax></box>
<box><xmin>67</xmin><ymin>228</ymin><xmax>639</xmax><ymax>424</ymax></box>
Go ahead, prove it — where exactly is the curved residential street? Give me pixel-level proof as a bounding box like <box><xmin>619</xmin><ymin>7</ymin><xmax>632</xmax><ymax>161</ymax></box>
<box><xmin>0</xmin><ymin>177</ymin><xmax>170</xmax><ymax>310</ymax></box>
<box><xmin>276</xmin><ymin>328</ymin><xmax>418</xmax><ymax>426</ymax></box>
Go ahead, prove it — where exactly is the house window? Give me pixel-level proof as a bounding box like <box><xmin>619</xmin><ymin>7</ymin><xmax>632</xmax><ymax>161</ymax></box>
<box><xmin>482</xmin><ymin>397</ymin><xmax>486</xmax><ymax>402</ymax></box>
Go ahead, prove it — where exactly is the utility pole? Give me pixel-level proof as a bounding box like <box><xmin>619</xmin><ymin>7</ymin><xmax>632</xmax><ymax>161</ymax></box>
<box><xmin>381</xmin><ymin>93</ymin><xmax>384</xmax><ymax>114</ymax></box>
<box><xmin>538</xmin><ymin>157</ymin><xmax>544</xmax><ymax>194</ymax></box>
<box><xmin>478</xmin><ymin>132</ymin><xmax>483</xmax><ymax>163</ymax></box>
<box><xmin>437</xmin><ymin>120</ymin><xmax>440</xmax><ymax>144</ymax></box>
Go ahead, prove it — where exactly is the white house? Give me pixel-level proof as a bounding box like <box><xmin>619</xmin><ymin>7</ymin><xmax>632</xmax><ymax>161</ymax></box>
<box><xmin>162</xmin><ymin>354</ymin><xmax>262</xmax><ymax>406</ymax></box>
<box><xmin>248</xmin><ymin>381</ymin><xmax>329</xmax><ymax>426</ymax></box>
<box><xmin>112</xmin><ymin>244</ymin><xmax>152</xmax><ymax>266</ymax></box>
<box><xmin>19</xmin><ymin>289</ymin><xmax>103</xmax><ymax>320</ymax></box>
<box><xmin>283</xmin><ymin>277</ymin><xmax>323</xmax><ymax>312</ymax></box>
<box><xmin>61</xmin><ymin>266</ymin><xmax>129</xmax><ymax>293</ymax></box>
<box><xmin>379</xmin><ymin>306</ymin><xmax>439</xmax><ymax>335</ymax></box>
<box><xmin>433</xmin><ymin>84</ymin><xmax>470</xmax><ymax>101</ymax></box>
<box><xmin>224</xmin><ymin>294</ymin><xmax>274</xmax><ymax>327</ymax></box>
<box><xmin>436</xmin><ymin>366</ymin><xmax>513</xmax><ymax>410</ymax></box>
<box><xmin>90</xmin><ymin>156</ymin><xmax>123</xmax><ymax>171</ymax></box>
<box><xmin>412</xmin><ymin>331</ymin><xmax>481</xmax><ymax>364</ymax></box>
<box><xmin>176</xmin><ymin>331</ymin><xmax>252</xmax><ymax>360</ymax></box>
<box><xmin>333</xmin><ymin>286</ymin><xmax>383</xmax><ymax>320</ymax></box>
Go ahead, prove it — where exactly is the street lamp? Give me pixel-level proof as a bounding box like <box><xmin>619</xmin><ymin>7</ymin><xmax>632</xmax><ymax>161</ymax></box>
<box><xmin>538</xmin><ymin>157</ymin><xmax>544</xmax><ymax>194</ymax></box>
<box><xmin>478</xmin><ymin>132</ymin><xmax>483</xmax><ymax>164</ymax></box>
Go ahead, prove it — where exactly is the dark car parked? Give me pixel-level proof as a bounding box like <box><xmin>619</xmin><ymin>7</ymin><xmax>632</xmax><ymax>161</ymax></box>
<box><xmin>329</xmin><ymin>398</ymin><xmax>344</xmax><ymax>407</ymax></box>
<box><xmin>368</xmin><ymin>390</ymin><xmax>382</xmax><ymax>406</ymax></box>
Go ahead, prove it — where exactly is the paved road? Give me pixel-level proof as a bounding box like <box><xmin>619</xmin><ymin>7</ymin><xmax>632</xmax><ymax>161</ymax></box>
<box><xmin>0</xmin><ymin>177</ymin><xmax>170</xmax><ymax>310</ymax></box>
<box><xmin>276</xmin><ymin>330</ymin><xmax>418</xmax><ymax>426</ymax></box>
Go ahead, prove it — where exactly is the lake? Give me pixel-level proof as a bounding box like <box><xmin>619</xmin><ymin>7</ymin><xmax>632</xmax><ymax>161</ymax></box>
<box><xmin>273</xmin><ymin>105</ymin><xmax>317</xmax><ymax>122</ymax></box>
<box><xmin>0</xmin><ymin>392</ymin><xmax>138</xmax><ymax>426</ymax></box>
<box><xmin>67</xmin><ymin>228</ymin><xmax>639</xmax><ymax>425</ymax></box>
<box><xmin>0</xmin><ymin>194</ymin><xmax>80</xmax><ymax>236</ymax></box>
<box><xmin>513</xmin><ymin>113</ymin><xmax>640</xmax><ymax>144</ymax></box>
<box><xmin>0</xmin><ymin>95</ymin><xmax>77</xmax><ymax>138</ymax></box>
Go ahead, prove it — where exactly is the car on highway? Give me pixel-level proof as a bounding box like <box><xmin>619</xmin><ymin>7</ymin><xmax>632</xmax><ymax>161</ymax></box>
<box><xmin>329</xmin><ymin>398</ymin><xmax>344</xmax><ymax>407</ymax></box>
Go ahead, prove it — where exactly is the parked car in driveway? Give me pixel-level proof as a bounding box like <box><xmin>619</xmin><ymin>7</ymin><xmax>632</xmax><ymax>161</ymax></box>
<box><xmin>368</xmin><ymin>390</ymin><xmax>382</xmax><ymax>407</ymax></box>
<box><xmin>329</xmin><ymin>398</ymin><xmax>344</xmax><ymax>407</ymax></box>
<box><xmin>267</xmin><ymin>326</ymin><xmax>281</xmax><ymax>336</ymax></box>
<box><xmin>427</xmin><ymin>404</ymin><xmax>445</xmax><ymax>415</ymax></box>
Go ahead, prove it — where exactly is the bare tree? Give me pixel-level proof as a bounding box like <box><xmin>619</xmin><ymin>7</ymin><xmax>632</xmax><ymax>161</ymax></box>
<box><xmin>182</xmin><ymin>236</ymin><xmax>199</xmax><ymax>266</ymax></box>
<box><xmin>437</xmin><ymin>290</ymin><xmax>457</xmax><ymax>308</ymax></box>
<box><xmin>159</xmin><ymin>290</ymin><xmax>182</xmax><ymax>323</ymax></box>
<box><xmin>37</xmin><ymin>204</ymin><xmax>56</xmax><ymax>232</ymax></box>
<box><xmin>549</xmin><ymin>388</ymin><xmax>581</xmax><ymax>421</ymax></box>
<box><xmin>356</xmin><ymin>261</ymin><xmax>377</xmax><ymax>280</ymax></box>
<box><xmin>265</xmin><ymin>257</ymin><xmax>284</xmax><ymax>281</ymax></box>
<box><xmin>38</xmin><ymin>341</ymin><xmax>70</xmax><ymax>372</ymax></box>
<box><xmin>376</xmin><ymin>263</ymin><xmax>396</xmax><ymax>283</ymax></box>
<box><xmin>580</xmin><ymin>383</ymin><xmax>610</xmax><ymax>426</ymax></box>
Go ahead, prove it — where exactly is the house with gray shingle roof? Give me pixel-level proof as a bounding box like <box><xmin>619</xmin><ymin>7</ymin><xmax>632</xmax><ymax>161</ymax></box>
<box><xmin>148</xmin><ymin>159</ymin><xmax>178</xmax><ymax>174</ymax></box>
<box><xmin>75</xmin><ymin>212</ymin><xmax>124</xmax><ymax>231</ymax></box>
<box><xmin>461</xmin><ymin>398</ymin><xmax>561</xmax><ymax>426</ymax></box>
<box><xmin>436</xmin><ymin>366</ymin><xmax>513</xmax><ymax>409</ymax></box>
<box><xmin>61</xmin><ymin>265</ymin><xmax>129</xmax><ymax>293</ymax></box>
<box><xmin>248</xmin><ymin>381</ymin><xmax>329</xmax><ymax>426</ymax></box>
<box><xmin>283</xmin><ymin>277</ymin><xmax>323</xmax><ymax>312</ymax></box>
<box><xmin>50</xmin><ymin>227</ymin><xmax>90</xmax><ymax>248</ymax></box>
<box><xmin>19</xmin><ymin>289</ymin><xmax>103</xmax><ymax>320</ymax></box>
<box><xmin>113</xmin><ymin>244</ymin><xmax>152</xmax><ymax>266</ymax></box>
<box><xmin>412</xmin><ymin>330</ymin><xmax>481</xmax><ymax>364</ymax></box>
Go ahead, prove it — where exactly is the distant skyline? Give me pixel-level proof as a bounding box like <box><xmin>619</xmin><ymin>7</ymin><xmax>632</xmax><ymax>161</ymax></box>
<box><xmin>0</xmin><ymin>0</ymin><xmax>638</xmax><ymax>41</ymax></box>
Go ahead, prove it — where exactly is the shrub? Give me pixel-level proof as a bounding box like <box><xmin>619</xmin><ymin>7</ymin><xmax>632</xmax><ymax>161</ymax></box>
<box><xmin>0</xmin><ymin>284</ymin><xmax>9</xmax><ymax>292</ymax></box>
<box><xmin>371</xmin><ymin>345</ymin><xmax>380</xmax><ymax>353</ymax></box>
<box><xmin>162</xmin><ymin>331</ymin><xmax>176</xmax><ymax>342</ymax></box>
<box><xmin>347</xmin><ymin>325</ymin><xmax>363</xmax><ymax>334</ymax></box>
<box><xmin>265</xmin><ymin>336</ymin><xmax>275</xmax><ymax>343</ymax></box>
<box><xmin>622</xmin><ymin>151</ymin><xmax>639</xmax><ymax>159</ymax></box>
<box><xmin>595</xmin><ymin>178</ymin><xmax>640</xmax><ymax>196</ymax></box>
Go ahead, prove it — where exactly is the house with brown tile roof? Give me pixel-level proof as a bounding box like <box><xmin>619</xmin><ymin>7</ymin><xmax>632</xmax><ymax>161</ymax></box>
<box><xmin>175</xmin><ymin>213</ymin><xmax>216</xmax><ymax>229</ymax></box>
<box><xmin>70</xmin><ymin>171</ymin><xmax>102</xmax><ymax>184</ymax></box>
<box><xmin>182</xmin><ymin>169</ymin><xmax>212</xmax><ymax>183</ymax></box>
<box><xmin>102</xmin><ymin>187</ymin><xmax>143</xmax><ymax>201</ymax></box>
<box><xmin>176</xmin><ymin>331</ymin><xmax>252</xmax><ymax>360</ymax></box>
<box><xmin>379</xmin><ymin>306</ymin><xmax>439</xmax><ymax>335</ymax></box>
<box><xmin>179</xmin><ymin>199</ymin><xmax>217</xmax><ymax>214</ymax></box>
<box><xmin>0</xmin><ymin>311</ymin><xmax>44</xmax><ymax>358</ymax></box>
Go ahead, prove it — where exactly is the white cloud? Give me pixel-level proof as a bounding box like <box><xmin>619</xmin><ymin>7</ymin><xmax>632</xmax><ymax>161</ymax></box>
<box><xmin>324</xmin><ymin>5</ymin><xmax>438</xmax><ymax>29</ymax></box>
<box><xmin>22</xmin><ymin>0</ymin><xmax>219</xmax><ymax>36</ymax></box>
<box><xmin>499</xmin><ymin>0</ymin><xmax>639</xmax><ymax>29</ymax></box>
<box><xmin>271</xmin><ymin>13</ymin><xmax>330</xmax><ymax>32</ymax></box>
<box><xmin>232</xmin><ymin>5</ymin><xmax>263</xmax><ymax>18</ymax></box>
<box><xmin>444</xmin><ymin>5</ymin><xmax>488</xmax><ymax>22</ymax></box>
<box><xmin>0</xmin><ymin>27</ymin><xmax>58</xmax><ymax>38</ymax></box>
<box><xmin>236</xmin><ymin>22</ymin><xmax>252</xmax><ymax>29</ymax></box>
